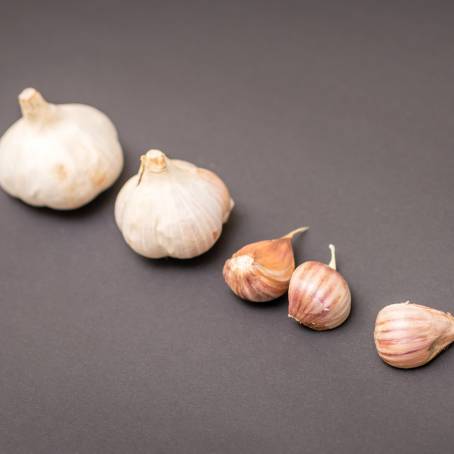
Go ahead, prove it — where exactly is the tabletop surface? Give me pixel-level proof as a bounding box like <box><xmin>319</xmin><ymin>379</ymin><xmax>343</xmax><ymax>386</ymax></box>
<box><xmin>1</xmin><ymin>1</ymin><xmax>454</xmax><ymax>453</ymax></box>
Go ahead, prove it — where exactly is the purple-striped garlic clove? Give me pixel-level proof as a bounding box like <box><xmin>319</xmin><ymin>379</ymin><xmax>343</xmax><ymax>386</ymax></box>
<box><xmin>288</xmin><ymin>245</ymin><xmax>351</xmax><ymax>330</ymax></box>
<box><xmin>374</xmin><ymin>302</ymin><xmax>454</xmax><ymax>369</ymax></box>
<box><xmin>223</xmin><ymin>227</ymin><xmax>309</xmax><ymax>302</ymax></box>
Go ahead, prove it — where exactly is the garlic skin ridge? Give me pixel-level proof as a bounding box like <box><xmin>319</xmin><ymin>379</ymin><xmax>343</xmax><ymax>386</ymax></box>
<box><xmin>288</xmin><ymin>245</ymin><xmax>351</xmax><ymax>330</ymax></box>
<box><xmin>374</xmin><ymin>302</ymin><xmax>454</xmax><ymax>369</ymax></box>
<box><xmin>115</xmin><ymin>149</ymin><xmax>234</xmax><ymax>259</ymax></box>
<box><xmin>223</xmin><ymin>227</ymin><xmax>309</xmax><ymax>302</ymax></box>
<box><xmin>0</xmin><ymin>88</ymin><xmax>123</xmax><ymax>209</ymax></box>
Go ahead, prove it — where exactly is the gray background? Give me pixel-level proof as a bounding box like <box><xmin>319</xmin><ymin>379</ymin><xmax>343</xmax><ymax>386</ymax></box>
<box><xmin>1</xmin><ymin>1</ymin><xmax>454</xmax><ymax>453</ymax></box>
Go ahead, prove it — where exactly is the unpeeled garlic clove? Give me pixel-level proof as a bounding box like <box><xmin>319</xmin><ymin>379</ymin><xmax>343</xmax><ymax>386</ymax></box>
<box><xmin>374</xmin><ymin>302</ymin><xmax>454</xmax><ymax>369</ymax></box>
<box><xmin>0</xmin><ymin>88</ymin><xmax>123</xmax><ymax>209</ymax></box>
<box><xmin>223</xmin><ymin>227</ymin><xmax>309</xmax><ymax>302</ymax></box>
<box><xmin>288</xmin><ymin>245</ymin><xmax>351</xmax><ymax>330</ymax></box>
<box><xmin>115</xmin><ymin>149</ymin><xmax>234</xmax><ymax>259</ymax></box>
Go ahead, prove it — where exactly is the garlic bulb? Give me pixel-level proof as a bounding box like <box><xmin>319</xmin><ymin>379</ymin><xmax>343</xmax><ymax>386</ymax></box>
<box><xmin>0</xmin><ymin>88</ymin><xmax>123</xmax><ymax>209</ymax></box>
<box><xmin>288</xmin><ymin>245</ymin><xmax>351</xmax><ymax>330</ymax></box>
<box><xmin>223</xmin><ymin>227</ymin><xmax>308</xmax><ymax>302</ymax></box>
<box><xmin>374</xmin><ymin>302</ymin><xmax>454</xmax><ymax>369</ymax></box>
<box><xmin>115</xmin><ymin>149</ymin><xmax>234</xmax><ymax>259</ymax></box>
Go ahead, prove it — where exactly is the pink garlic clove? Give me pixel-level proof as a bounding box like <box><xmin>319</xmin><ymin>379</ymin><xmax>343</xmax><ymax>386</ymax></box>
<box><xmin>374</xmin><ymin>302</ymin><xmax>454</xmax><ymax>369</ymax></box>
<box><xmin>223</xmin><ymin>227</ymin><xmax>309</xmax><ymax>302</ymax></box>
<box><xmin>288</xmin><ymin>245</ymin><xmax>351</xmax><ymax>330</ymax></box>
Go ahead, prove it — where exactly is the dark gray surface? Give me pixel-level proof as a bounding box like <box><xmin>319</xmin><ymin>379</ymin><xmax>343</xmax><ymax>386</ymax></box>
<box><xmin>1</xmin><ymin>1</ymin><xmax>454</xmax><ymax>453</ymax></box>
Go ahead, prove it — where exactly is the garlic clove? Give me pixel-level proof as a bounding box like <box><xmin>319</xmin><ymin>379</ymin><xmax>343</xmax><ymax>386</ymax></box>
<box><xmin>115</xmin><ymin>149</ymin><xmax>234</xmax><ymax>259</ymax></box>
<box><xmin>288</xmin><ymin>244</ymin><xmax>351</xmax><ymax>330</ymax></box>
<box><xmin>374</xmin><ymin>302</ymin><xmax>454</xmax><ymax>369</ymax></box>
<box><xmin>0</xmin><ymin>88</ymin><xmax>123</xmax><ymax>209</ymax></box>
<box><xmin>223</xmin><ymin>227</ymin><xmax>309</xmax><ymax>302</ymax></box>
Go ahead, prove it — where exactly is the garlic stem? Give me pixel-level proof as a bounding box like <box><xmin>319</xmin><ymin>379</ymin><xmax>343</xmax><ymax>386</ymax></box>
<box><xmin>138</xmin><ymin>149</ymin><xmax>168</xmax><ymax>185</ymax></box>
<box><xmin>18</xmin><ymin>88</ymin><xmax>53</xmax><ymax>121</ymax></box>
<box><xmin>282</xmin><ymin>226</ymin><xmax>309</xmax><ymax>240</ymax></box>
<box><xmin>328</xmin><ymin>244</ymin><xmax>336</xmax><ymax>270</ymax></box>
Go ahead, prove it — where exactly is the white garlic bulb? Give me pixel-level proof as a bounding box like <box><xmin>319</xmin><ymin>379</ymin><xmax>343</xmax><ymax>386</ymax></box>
<box><xmin>115</xmin><ymin>149</ymin><xmax>234</xmax><ymax>259</ymax></box>
<box><xmin>0</xmin><ymin>88</ymin><xmax>123</xmax><ymax>209</ymax></box>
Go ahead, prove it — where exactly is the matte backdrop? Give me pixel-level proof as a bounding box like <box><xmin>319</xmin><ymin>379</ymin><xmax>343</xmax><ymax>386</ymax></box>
<box><xmin>1</xmin><ymin>1</ymin><xmax>454</xmax><ymax>453</ymax></box>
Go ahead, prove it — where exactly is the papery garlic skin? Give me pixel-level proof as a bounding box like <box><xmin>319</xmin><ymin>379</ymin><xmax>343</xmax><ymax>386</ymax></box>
<box><xmin>115</xmin><ymin>149</ymin><xmax>234</xmax><ymax>259</ymax></box>
<box><xmin>0</xmin><ymin>88</ymin><xmax>123</xmax><ymax>209</ymax></box>
<box><xmin>288</xmin><ymin>245</ymin><xmax>351</xmax><ymax>330</ymax></box>
<box><xmin>374</xmin><ymin>302</ymin><xmax>454</xmax><ymax>369</ymax></box>
<box><xmin>223</xmin><ymin>227</ymin><xmax>308</xmax><ymax>302</ymax></box>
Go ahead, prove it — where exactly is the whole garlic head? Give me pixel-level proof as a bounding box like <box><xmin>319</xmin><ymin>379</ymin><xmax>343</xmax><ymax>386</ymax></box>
<box><xmin>115</xmin><ymin>149</ymin><xmax>234</xmax><ymax>259</ymax></box>
<box><xmin>0</xmin><ymin>88</ymin><xmax>123</xmax><ymax>209</ymax></box>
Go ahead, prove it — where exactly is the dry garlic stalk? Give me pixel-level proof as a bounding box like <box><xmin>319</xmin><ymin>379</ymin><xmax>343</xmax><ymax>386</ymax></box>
<box><xmin>288</xmin><ymin>245</ymin><xmax>351</xmax><ymax>330</ymax></box>
<box><xmin>0</xmin><ymin>88</ymin><xmax>123</xmax><ymax>209</ymax></box>
<box><xmin>223</xmin><ymin>227</ymin><xmax>309</xmax><ymax>302</ymax></box>
<box><xmin>374</xmin><ymin>302</ymin><xmax>454</xmax><ymax>369</ymax></box>
<box><xmin>115</xmin><ymin>149</ymin><xmax>234</xmax><ymax>259</ymax></box>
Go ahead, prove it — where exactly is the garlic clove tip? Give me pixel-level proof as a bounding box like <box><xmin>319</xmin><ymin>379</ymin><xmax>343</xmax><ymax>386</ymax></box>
<box><xmin>282</xmin><ymin>226</ymin><xmax>310</xmax><ymax>240</ymax></box>
<box><xmin>328</xmin><ymin>244</ymin><xmax>336</xmax><ymax>270</ymax></box>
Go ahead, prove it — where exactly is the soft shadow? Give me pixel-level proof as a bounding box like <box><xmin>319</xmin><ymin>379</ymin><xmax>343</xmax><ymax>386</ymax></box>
<box><xmin>238</xmin><ymin>292</ymin><xmax>288</xmax><ymax>311</ymax></box>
